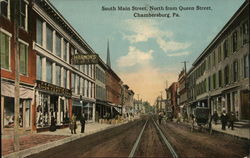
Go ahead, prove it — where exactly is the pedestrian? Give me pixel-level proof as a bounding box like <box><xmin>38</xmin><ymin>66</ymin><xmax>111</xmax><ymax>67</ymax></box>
<box><xmin>190</xmin><ymin>114</ymin><xmax>195</xmax><ymax>132</ymax></box>
<box><xmin>177</xmin><ymin>112</ymin><xmax>181</xmax><ymax>124</ymax></box>
<box><xmin>220</xmin><ymin>110</ymin><xmax>228</xmax><ymax>130</ymax></box>
<box><xmin>228</xmin><ymin>112</ymin><xmax>236</xmax><ymax>130</ymax></box>
<box><xmin>80</xmin><ymin>113</ymin><xmax>86</xmax><ymax>133</ymax></box>
<box><xmin>158</xmin><ymin>112</ymin><xmax>163</xmax><ymax>124</ymax></box>
<box><xmin>49</xmin><ymin>116</ymin><xmax>56</xmax><ymax>132</ymax></box>
<box><xmin>212</xmin><ymin>111</ymin><xmax>219</xmax><ymax>125</ymax></box>
<box><xmin>69</xmin><ymin>114</ymin><xmax>77</xmax><ymax>134</ymax></box>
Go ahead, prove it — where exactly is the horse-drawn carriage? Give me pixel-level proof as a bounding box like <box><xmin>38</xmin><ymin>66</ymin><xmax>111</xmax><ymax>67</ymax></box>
<box><xmin>192</xmin><ymin>107</ymin><xmax>210</xmax><ymax>131</ymax></box>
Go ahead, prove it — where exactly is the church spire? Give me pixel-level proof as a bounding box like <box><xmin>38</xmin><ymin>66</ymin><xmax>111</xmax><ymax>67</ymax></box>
<box><xmin>106</xmin><ymin>40</ymin><xmax>111</xmax><ymax>67</ymax></box>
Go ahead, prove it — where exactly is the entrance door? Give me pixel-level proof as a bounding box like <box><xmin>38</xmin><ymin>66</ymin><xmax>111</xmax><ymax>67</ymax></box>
<box><xmin>241</xmin><ymin>91</ymin><xmax>250</xmax><ymax>120</ymax></box>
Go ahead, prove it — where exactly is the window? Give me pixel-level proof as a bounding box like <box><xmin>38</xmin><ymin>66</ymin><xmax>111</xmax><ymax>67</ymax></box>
<box><xmin>46</xmin><ymin>26</ymin><xmax>53</xmax><ymax>52</ymax></box>
<box><xmin>19</xmin><ymin>42</ymin><xmax>28</xmax><ymax>75</ymax></box>
<box><xmin>213</xmin><ymin>73</ymin><xmax>216</xmax><ymax>89</ymax></box>
<box><xmin>71</xmin><ymin>73</ymin><xmax>75</xmax><ymax>92</ymax></box>
<box><xmin>63</xmin><ymin>40</ymin><xmax>67</xmax><ymax>61</ymax></box>
<box><xmin>78</xmin><ymin>76</ymin><xmax>80</xmax><ymax>94</ymax></box>
<box><xmin>232</xmin><ymin>31</ymin><xmax>238</xmax><ymax>52</ymax></box>
<box><xmin>233</xmin><ymin>61</ymin><xmax>238</xmax><ymax>82</ymax></box>
<box><xmin>56</xmin><ymin>34</ymin><xmax>61</xmax><ymax>57</ymax></box>
<box><xmin>208</xmin><ymin>55</ymin><xmax>211</xmax><ymax>69</ymax></box>
<box><xmin>64</xmin><ymin>69</ymin><xmax>67</xmax><ymax>88</ymax></box>
<box><xmin>56</xmin><ymin>65</ymin><xmax>61</xmax><ymax>86</ymax></box>
<box><xmin>36</xmin><ymin>55</ymin><xmax>42</xmax><ymax>80</ymax></box>
<box><xmin>46</xmin><ymin>60</ymin><xmax>52</xmax><ymax>83</ymax></box>
<box><xmin>243</xmin><ymin>21</ymin><xmax>249</xmax><ymax>45</ymax></box>
<box><xmin>36</xmin><ymin>18</ymin><xmax>43</xmax><ymax>45</ymax></box>
<box><xmin>0</xmin><ymin>0</ymin><xmax>9</xmax><ymax>18</ymax></box>
<box><xmin>224</xmin><ymin>66</ymin><xmax>229</xmax><ymax>85</ymax></box>
<box><xmin>20</xmin><ymin>0</ymin><xmax>27</xmax><ymax>30</ymax></box>
<box><xmin>244</xmin><ymin>55</ymin><xmax>249</xmax><ymax>78</ymax></box>
<box><xmin>218</xmin><ymin>45</ymin><xmax>221</xmax><ymax>62</ymax></box>
<box><xmin>0</xmin><ymin>32</ymin><xmax>10</xmax><ymax>69</ymax></box>
<box><xmin>223</xmin><ymin>39</ymin><xmax>228</xmax><ymax>59</ymax></box>
<box><xmin>212</xmin><ymin>51</ymin><xmax>216</xmax><ymax>66</ymax></box>
<box><xmin>218</xmin><ymin>70</ymin><xmax>222</xmax><ymax>87</ymax></box>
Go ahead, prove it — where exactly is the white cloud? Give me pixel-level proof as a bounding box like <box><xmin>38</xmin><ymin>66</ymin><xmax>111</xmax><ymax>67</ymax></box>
<box><xmin>122</xmin><ymin>19</ymin><xmax>191</xmax><ymax>53</ymax></box>
<box><xmin>119</xmin><ymin>65</ymin><xmax>177</xmax><ymax>105</ymax></box>
<box><xmin>117</xmin><ymin>46</ymin><xmax>153</xmax><ymax>67</ymax></box>
<box><xmin>167</xmin><ymin>51</ymin><xmax>191</xmax><ymax>57</ymax></box>
<box><xmin>123</xmin><ymin>19</ymin><xmax>173</xmax><ymax>43</ymax></box>
<box><xmin>156</xmin><ymin>38</ymin><xmax>191</xmax><ymax>52</ymax></box>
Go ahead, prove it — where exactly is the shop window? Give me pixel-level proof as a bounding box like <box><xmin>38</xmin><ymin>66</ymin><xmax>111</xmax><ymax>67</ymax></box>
<box><xmin>25</xmin><ymin>100</ymin><xmax>31</xmax><ymax>127</ymax></box>
<box><xmin>3</xmin><ymin>97</ymin><xmax>14</xmax><ymax>128</ymax></box>
<box><xmin>46</xmin><ymin>25</ymin><xmax>53</xmax><ymax>52</ymax></box>
<box><xmin>0</xmin><ymin>31</ymin><xmax>10</xmax><ymax>70</ymax></box>
<box><xmin>36</xmin><ymin>18</ymin><xmax>43</xmax><ymax>45</ymax></box>
<box><xmin>46</xmin><ymin>60</ymin><xmax>52</xmax><ymax>83</ymax></box>
<box><xmin>36</xmin><ymin>55</ymin><xmax>42</xmax><ymax>80</ymax></box>
<box><xmin>56</xmin><ymin>34</ymin><xmax>61</xmax><ymax>57</ymax></box>
<box><xmin>0</xmin><ymin>0</ymin><xmax>9</xmax><ymax>18</ymax></box>
<box><xmin>19</xmin><ymin>42</ymin><xmax>28</xmax><ymax>75</ymax></box>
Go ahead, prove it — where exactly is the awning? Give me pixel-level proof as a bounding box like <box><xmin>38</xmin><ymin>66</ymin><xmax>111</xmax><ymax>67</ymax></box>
<box><xmin>114</xmin><ymin>107</ymin><xmax>122</xmax><ymax>114</ymax></box>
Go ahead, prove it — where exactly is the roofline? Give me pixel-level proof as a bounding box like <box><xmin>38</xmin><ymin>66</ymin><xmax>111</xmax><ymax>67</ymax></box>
<box><xmin>192</xmin><ymin>0</ymin><xmax>248</xmax><ymax>66</ymax></box>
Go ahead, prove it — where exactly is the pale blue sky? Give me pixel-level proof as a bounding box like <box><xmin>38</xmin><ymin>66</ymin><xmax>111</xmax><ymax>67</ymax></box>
<box><xmin>50</xmin><ymin>0</ymin><xmax>245</xmax><ymax>104</ymax></box>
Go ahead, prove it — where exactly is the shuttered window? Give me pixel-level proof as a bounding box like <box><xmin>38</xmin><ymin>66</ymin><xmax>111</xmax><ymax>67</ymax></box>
<box><xmin>19</xmin><ymin>42</ymin><xmax>28</xmax><ymax>75</ymax></box>
<box><xmin>0</xmin><ymin>32</ymin><xmax>10</xmax><ymax>69</ymax></box>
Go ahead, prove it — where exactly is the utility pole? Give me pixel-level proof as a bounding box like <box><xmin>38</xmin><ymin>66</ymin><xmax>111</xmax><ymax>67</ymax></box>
<box><xmin>137</xmin><ymin>94</ymin><xmax>140</xmax><ymax>111</ymax></box>
<box><xmin>181</xmin><ymin>61</ymin><xmax>188</xmax><ymax>73</ymax></box>
<box><xmin>14</xmin><ymin>0</ymin><xmax>20</xmax><ymax>151</ymax></box>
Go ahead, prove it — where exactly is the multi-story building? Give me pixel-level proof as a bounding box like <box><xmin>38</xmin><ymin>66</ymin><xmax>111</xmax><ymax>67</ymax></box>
<box><xmin>177</xmin><ymin>69</ymin><xmax>188</xmax><ymax>116</ymax></box>
<box><xmin>187</xmin><ymin>0</ymin><xmax>249</xmax><ymax>120</ymax></box>
<box><xmin>165</xmin><ymin>82</ymin><xmax>179</xmax><ymax>117</ymax></box>
<box><xmin>121</xmin><ymin>85</ymin><xmax>134</xmax><ymax>116</ymax></box>
<box><xmin>95</xmin><ymin>58</ymin><xmax>107</xmax><ymax>121</ymax></box>
<box><xmin>33</xmin><ymin>1</ymin><xmax>96</xmax><ymax>130</ymax></box>
<box><xmin>1</xmin><ymin>0</ymin><xmax>36</xmax><ymax>134</ymax></box>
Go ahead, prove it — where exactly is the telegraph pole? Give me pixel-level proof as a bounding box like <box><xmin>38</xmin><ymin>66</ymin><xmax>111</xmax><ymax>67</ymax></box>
<box><xmin>14</xmin><ymin>0</ymin><xmax>20</xmax><ymax>151</ymax></box>
<box><xmin>181</xmin><ymin>61</ymin><xmax>188</xmax><ymax>73</ymax></box>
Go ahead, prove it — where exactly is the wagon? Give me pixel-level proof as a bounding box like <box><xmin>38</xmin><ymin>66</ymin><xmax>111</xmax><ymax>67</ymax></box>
<box><xmin>194</xmin><ymin>107</ymin><xmax>210</xmax><ymax>131</ymax></box>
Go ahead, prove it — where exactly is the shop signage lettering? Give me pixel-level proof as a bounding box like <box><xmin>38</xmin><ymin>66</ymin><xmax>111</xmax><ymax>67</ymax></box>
<box><xmin>71</xmin><ymin>54</ymin><xmax>99</xmax><ymax>65</ymax></box>
<box><xmin>36</xmin><ymin>80</ymin><xmax>72</xmax><ymax>97</ymax></box>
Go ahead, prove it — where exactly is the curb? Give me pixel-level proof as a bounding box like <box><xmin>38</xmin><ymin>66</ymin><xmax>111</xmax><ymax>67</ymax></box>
<box><xmin>2</xmin><ymin>122</ymin><xmax>127</xmax><ymax>158</ymax></box>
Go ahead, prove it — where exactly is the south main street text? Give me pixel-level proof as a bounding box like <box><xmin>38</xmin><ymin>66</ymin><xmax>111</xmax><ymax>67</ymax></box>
<box><xmin>101</xmin><ymin>5</ymin><xmax>212</xmax><ymax>11</ymax></box>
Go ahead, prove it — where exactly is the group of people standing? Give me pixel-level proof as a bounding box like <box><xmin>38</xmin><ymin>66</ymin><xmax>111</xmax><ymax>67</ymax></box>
<box><xmin>212</xmin><ymin>110</ymin><xmax>236</xmax><ymax>130</ymax></box>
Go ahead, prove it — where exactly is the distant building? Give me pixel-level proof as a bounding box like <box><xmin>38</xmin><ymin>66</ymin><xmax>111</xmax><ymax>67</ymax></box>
<box><xmin>165</xmin><ymin>82</ymin><xmax>179</xmax><ymax>117</ymax></box>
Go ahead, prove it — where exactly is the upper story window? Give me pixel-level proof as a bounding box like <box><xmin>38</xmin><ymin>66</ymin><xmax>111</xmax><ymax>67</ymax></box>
<box><xmin>20</xmin><ymin>0</ymin><xmax>28</xmax><ymax>30</ymax></box>
<box><xmin>46</xmin><ymin>25</ymin><xmax>53</xmax><ymax>52</ymax></box>
<box><xmin>0</xmin><ymin>0</ymin><xmax>9</xmax><ymax>18</ymax></box>
<box><xmin>64</xmin><ymin>69</ymin><xmax>67</xmax><ymax>88</ymax></box>
<box><xmin>56</xmin><ymin>65</ymin><xmax>61</xmax><ymax>86</ymax></box>
<box><xmin>36</xmin><ymin>18</ymin><xmax>43</xmax><ymax>46</ymax></box>
<box><xmin>244</xmin><ymin>55</ymin><xmax>249</xmax><ymax>78</ymax></box>
<box><xmin>243</xmin><ymin>21</ymin><xmax>249</xmax><ymax>45</ymax></box>
<box><xmin>218</xmin><ymin>45</ymin><xmax>221</xmax><ymax>63</ymax></box>
<box><xmin>0</xmin><ymin>31</ymin><xmax>11</xmax><ymax>70</ymax></box>
<box><xmin>71</xmin><ymin>73</ymin><xmax>75</xmax><ymax>92</ymax></box>
<box><xmin>223</xmin><ymin>39</ymin><xmax>228</xmax><ymax>59</ymax></box>
<box><xmin>19</xmin><ymin>41</ymin><xmax>28</xmax><ymax>76</ymax></box>
<box><xmin>56</xmin><ymin>34</ymin><xmax>61</xmax><ymax>58</ymax></box>
<box><xmin>63</xmin><ymin>40</ymin><xmax>67</xmax><ymax>61</ymax></box>
<box><xmin>46</xmin><ymin>60</ymin><xmax>52</xmax><ymax>83</ymax></box>
<box><xmin>232</xmin><ymin>31</ymin><xmax>238</xmax><ymax>52</ymax></box>
<box><xmin>36</xmin><ymin>55</ymin><xmax>42</xmax><ymax>80</ymax></box>
<box><xmin>224</xmin><ymin>65</ymin><xmax>229</xmax><ymax>85</ymax></box>
<box><xmin>233</xmin><ymin>60</ymin><xmax>238</xmax><ymax>82</ymax></box>
<box><xmin>218</xmin><ymin>70</ymin><xmax>222</xmax><ymax>88</ymax></box>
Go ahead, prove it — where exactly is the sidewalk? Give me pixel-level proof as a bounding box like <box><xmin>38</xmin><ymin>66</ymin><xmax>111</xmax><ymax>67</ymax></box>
<box><xmin>1</xmin><ymin>121</ymin><xmax>124</xmax><ymax>158</ymax></box>
<box><xmin>171</xmin><ymin>119</ymin><xmax>250</xmax><ymax>140</ymax></box>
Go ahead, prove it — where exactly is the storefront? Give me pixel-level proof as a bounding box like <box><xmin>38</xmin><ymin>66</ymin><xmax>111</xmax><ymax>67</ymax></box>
<box><xmin>35</xmin><ymin>80</ymin><xmax>71</xmax><ymax>131</ymax></box>
<box><xmin>1</xmin><ymin>80</ymin><xmax>34</xmax><ymax>134</ymax></box>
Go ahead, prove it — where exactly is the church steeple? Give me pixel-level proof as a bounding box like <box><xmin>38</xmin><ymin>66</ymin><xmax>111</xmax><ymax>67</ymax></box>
<box><xmin>106</xmin><ymin>40</ymin><xmax>111</xmax><ymax>67</ymax></box>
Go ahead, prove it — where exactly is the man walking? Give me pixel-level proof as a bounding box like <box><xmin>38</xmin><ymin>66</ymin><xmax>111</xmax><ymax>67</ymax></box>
<box><xmin>220</xmin><ymin>110</ymin><xmax>228</xmax><ymax>130</ymax></box>
<box><xmin>70</xmin><ymin>114</ymin><xmax>77</xmax><ymax>134</ymax></box>
<box><xmin>228</xmin><ymin>112</ymin><xmax>236</xmax><ymax>130</ymax></box>
<box><xmin>80</xmin><ymin>113</ymin><xmax>86</xmax><ymax>133</ymax></box>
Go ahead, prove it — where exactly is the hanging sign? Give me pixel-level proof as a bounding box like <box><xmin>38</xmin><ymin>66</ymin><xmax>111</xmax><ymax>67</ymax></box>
<box><xmin>71</xmin><ymin>54</ymin><xmax>99</xmax><ymax>65</ymax></box>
